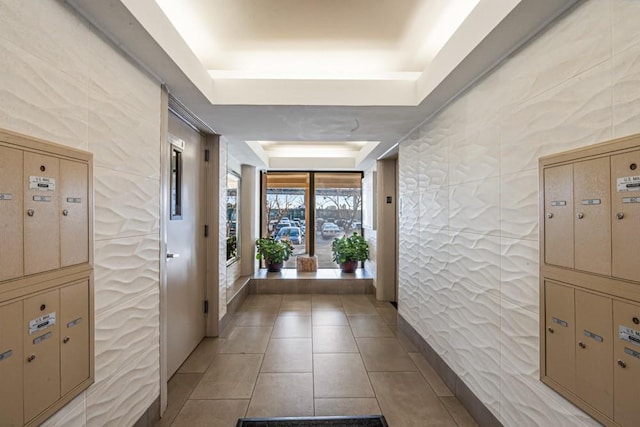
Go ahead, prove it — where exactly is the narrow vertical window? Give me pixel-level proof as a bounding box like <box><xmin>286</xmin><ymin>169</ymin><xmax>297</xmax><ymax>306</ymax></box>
<box><xmin>170</xmin><ymin>147</ymin><xmax>183</xmax><ymax>220</ymax></box>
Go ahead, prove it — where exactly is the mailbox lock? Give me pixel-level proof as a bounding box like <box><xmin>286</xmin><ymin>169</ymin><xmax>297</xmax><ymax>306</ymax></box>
<box><xmin>631</xmin><ymin>163</ymin><xmax>637</xmax><ymax>171</ymax></box>
<box><xmin>40</xmin><ymin>304</ymin><xmax>46</xmax><ymax>311</ymax></box>
<box><xmin>63</xmin><ymin>336</ymin><xmax>70</xmax><ymax>344</ymax></box>
<box><xmin>62</xmin><ymin>209</ymin><xmax>69</xmax><ymax>216</ymax></box>
<box><xmin>27</xmin><ymin>209</ymin><xmax>35</xmax><ymax>217</ymax></box>
<box><xmin>576</xmin><ymin>212</ymin><xmax>584</xmax><ymax>219</ymax></box>
<box><xmin>40</xmin><ymin>165</ymin><xmax>46</xmax><ymax>172</ymax></box>
<box><xmin>27</xmin><ymin>354</ymin><xmax>36</xmax><ymax>363</ymax></box>
<box><xmin>618</xmin><ymin>359</ymin><xmax>627</xmax><ymax>368</ymax></box>
<box><xmin>548</xmin><ymin>327</ymin><xmax>554</xmax><ymax>334</ymax></box>
<box><xmin>616</xmin><ymin>212</ymin><xmax>625</xmax><ymax>220</ymax></box>
<box><xmin>633</xmin><ymin>317</ymin><xmax>640</xmax><ymax>325</ymax></box>
<box><xmin>546</xmin><ymin>212</ymin><xmax>554</xmax><ymax>219</ymax></box>
<box><xmin>578</xmin><ymin>342</ymin><xmax>586</xmax><ymax>349</ymax></box>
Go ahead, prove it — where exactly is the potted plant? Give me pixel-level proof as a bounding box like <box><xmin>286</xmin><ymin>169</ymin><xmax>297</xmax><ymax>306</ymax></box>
<box><xmin>255</xmin><ymin>237</ymin><xmax>293</xmax><ymax>272</ymax></box>
<box><xmin>332</xmin><ymin>232</ymin><xmax>369</xmax><ymax>273</ymax></box>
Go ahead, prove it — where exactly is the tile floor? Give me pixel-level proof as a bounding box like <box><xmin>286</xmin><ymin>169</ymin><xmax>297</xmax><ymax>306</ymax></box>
<box><xmin>158</xmin><ymin>294</ymin><xmax>477</xmax><ymax>427</ymax></box>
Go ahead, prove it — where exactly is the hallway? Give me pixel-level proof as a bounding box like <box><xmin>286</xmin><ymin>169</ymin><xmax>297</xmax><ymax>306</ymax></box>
<box><xmin>159</xmin><ymin>294</ymin><xmax>477</xmax><ymax>426</ymax></box>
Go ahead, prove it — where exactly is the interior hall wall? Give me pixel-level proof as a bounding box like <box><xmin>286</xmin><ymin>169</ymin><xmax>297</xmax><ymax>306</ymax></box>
<box><xmin>0</xmin><ymin>1</ymin><xmax>162</xmax><ymax>425</ymax></box>
<box><xmin>397</xmin><ymin>0</ymin><xmax>640</xmax><ymax>425</ymax></box>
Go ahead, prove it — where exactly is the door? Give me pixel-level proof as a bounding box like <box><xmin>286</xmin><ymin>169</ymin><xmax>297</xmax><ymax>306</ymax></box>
<box><xmin>573</xmin><ymin>157</ymin><xmax>611</xmax><ymax>276</ymax></box>
<box><xmin>0</xmin><ymin>301</ymin><xmax>23</xmax><ymax>426</ymax></box>
<box><xmin>23</xmin><ymin>289</ymin><xmax>60</xmax><ymax>422</ymax></box>
<box><xmin>611</xmin><ymin>150</ymin><xmax>640</xmax><ymax>282</ymax></box>
<box><xmin>544</xmin><ymin>281</ymin><xmax>575</xmax><ymax>391</ymax></box>
<box><xmin>166</xmin><ymin>113</ymin><xmax>206</xmax><ymax>378</ymax></box>
<box><xmin>575</xmin><ymin>290</ymin><xmax>613</xmax><ymax>417</ymax></box>
<box><xmin>613</xmin><ymin>300</ymin><xmax>640</xmax><ymax>426</ymax></box>
<box><xmin>544</xmin><ymin>164</ymin><xmax>574</xmax><ymax>268</ymax></box>
<box><xmin>60</xmin><ymin>280</ymin><xmax>90</xmax><ymax>395</ymax></box>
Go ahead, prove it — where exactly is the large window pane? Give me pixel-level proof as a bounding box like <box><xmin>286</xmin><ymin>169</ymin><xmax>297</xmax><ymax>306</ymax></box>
<box><xmin>315</xmin><ymin>173</ymin><xmax>363</xmax><ymax>269</ymax></box>
<box><xmin>265</xmin><ymin>173</ymin><xmax>309</xmax><ymax>268</ymax></box>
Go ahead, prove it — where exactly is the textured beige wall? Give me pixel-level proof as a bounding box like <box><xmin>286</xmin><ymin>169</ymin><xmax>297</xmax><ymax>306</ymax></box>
<box><xmin>397</xmin><ymin>1</ymin><xmax>640</xmax><ymax>425</ymax></box>
<box><xmin>0</xmin><ymin>1</ymin><xmax>161</xmax><ymax>425</ymax></box>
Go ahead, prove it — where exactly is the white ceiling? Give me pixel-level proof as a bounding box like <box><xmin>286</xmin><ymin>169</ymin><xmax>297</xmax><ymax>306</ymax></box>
<box><xmin>67</xmin><ymin>0</ymin><xmax>578</xmax><ymax>170</ymax></box>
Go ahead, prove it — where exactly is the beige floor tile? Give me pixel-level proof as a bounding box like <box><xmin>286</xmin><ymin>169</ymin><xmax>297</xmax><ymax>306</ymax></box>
<box><xmin>243</xmin><ymin>294</ymin><xmax>283</xmax><ymax>308</ymax></box>
<box><xmin>279</xmin><ymin>300</ymin><xmax>312</xmax><ymax>316</ymax></box>
<box><xmin>233</xmin><ymin>311</ymin><xmax>278</xmax><ymax>327</ymax></box>
<box><xmin>312</xmin><ymin>310</ymin><xmax>348</xmax><ymax>326</ymax></box>
<box><xmin>314</xmin><ymin>398</ymin><xmax>382</xmax><ymax>416</ymax></box>
<box><xmin>171</xmin><ymin>400</ymin><xmax>248</xmax><ymax>427</ymax></box>
<box><xmin>271</xmin><ymin>315</ymin><xmax>312</xmax><ymax>338</ymax></box>
<box><xmin>219</xmin><ymin>326</ymin><xmax>272</xmax><ymax>353</ymax></box>
<box><xmin>313</xmin><ymin>326</ymin><xmax>358</xmax><ymax>353</ymax></box>
<box><xmin>177</xmin><ymin>338</ymin><xmax>225</xmax><ymax>374</ymax></box>
<box><xmin>261</xmin><ymin>338</ymin><xmax>312</xmax><ymax>373</ymax></box>
<box><xmin>157</xmin><ymin>373</ymin><xmax>201</xmax><ymax>427</ymax></box>
<box><xmin>237</xmin><ymin>303</ymin><xmax>280</xmax><ymax>313</ymax></box>
<box><xmin>313</xmin><ymin>353</ymin><xmax>375</xmax><ymax>398</ymax></box>
<box><xmin>356</xmin><ymin>337</ymin><xmax>417</xmax><ymax>372</ymax></box>
<box><xmin>408</xmin><ymin>353</ymin><xmax>454</xmax><ymax>397</ymax></box>
<box><xmin>312</xmin><ymin>295</ymin><xmax>343</xmax><ymax>310</ymax></box>
<box><xmin>283</xmin><ymin>294</ymin><xmax>311</xmax><ymax>302</ymax></box>
<box><xmin>369</xmin><ymin>372</ymin><xmax>456</xmax><ymax>427</ymax></box>
<box><xmin>440</xmin><ymin>396</ymin><xmax>478</xmax><ymax>427</ymax></box>
<box><xmin>366</xmin><ymin>294</ymin><xmax>391</xmax><ymax>307</ymax></box>
<box><xmin>376</xmin><ymin>305</ymin><xmax>398</xmax><ymax>325</ymax></box>
<box><xmin>190</xmin><ymin>354</ymin><xmax>262</xmax><ymax>399</ymax></box>
<box><xmin>340</xmin><ymin>295</ymin><xmax>379</xmax><ymax>315</ymax></box>
<box><xmin>348</xmin><ymin>315</ymin><xmax>395</xmax><ymax>338</ymax></box>
<box><xmin>246</xmin><ymin>373</ymin><xmax>314</xmax><ymax>418</ymax></box>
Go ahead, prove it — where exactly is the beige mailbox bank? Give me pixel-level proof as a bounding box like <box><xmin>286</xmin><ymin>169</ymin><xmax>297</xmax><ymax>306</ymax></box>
<box><xmin>540</xmin><ymin>134</ymin><xmax>640</xmax><ymax>427</ymax></box>
<box><xmin>0</xmin><ymin>129</ymin><xmax>93</xmax><ymax>426</ymax></box>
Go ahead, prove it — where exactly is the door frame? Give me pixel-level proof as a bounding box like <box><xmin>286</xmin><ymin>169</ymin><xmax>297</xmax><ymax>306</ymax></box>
<box><xmin>159</xmin><ymin>89</ymin><xmax>219</xmax><ymax>415</ymax></box>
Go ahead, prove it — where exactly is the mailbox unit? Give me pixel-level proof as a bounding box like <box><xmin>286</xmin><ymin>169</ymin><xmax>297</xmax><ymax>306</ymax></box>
<box><xmin>540</xmin><ymin>134</ymin><xmax>640</xmax><ymax>427</ymax></box>
<box><xmin>0</xmin><ymin>129</ymin><xmax>93</xmax><ymax>427</ymax></box>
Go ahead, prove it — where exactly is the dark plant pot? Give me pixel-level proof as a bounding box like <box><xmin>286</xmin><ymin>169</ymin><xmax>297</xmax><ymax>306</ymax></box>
<box><xmin>266</xmin><ymin>261</ymin><xmax>283</xmax><ymax>272</ymax></box>
<box><xmin>339</xmin><ymin>260</ymin><xmax>358</xmax><ymax>273</ymax></box>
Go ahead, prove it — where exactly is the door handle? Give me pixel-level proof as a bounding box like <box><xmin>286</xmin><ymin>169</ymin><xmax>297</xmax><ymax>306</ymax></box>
<box><xmin>166</xmin><ymin>252</ymin><xmax>180</xmax><ymax>259</ymax></box>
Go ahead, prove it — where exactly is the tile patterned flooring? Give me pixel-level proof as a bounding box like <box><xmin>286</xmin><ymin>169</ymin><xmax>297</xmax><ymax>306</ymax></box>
<box><xmin>158</xmin><ymin>294</ymin><xmax>477</xmax><ymax>427</ymax></box>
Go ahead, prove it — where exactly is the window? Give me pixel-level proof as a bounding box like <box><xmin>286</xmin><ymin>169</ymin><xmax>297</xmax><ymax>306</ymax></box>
<box><xmin>226</xmin><ymin>172</ymin><xmax>240</xmax><ymax>262</ymax></box>
<box><xmin>170</xmin><ymin>147</ymin><xmax>182</xmax><ymax>220</ymax></box>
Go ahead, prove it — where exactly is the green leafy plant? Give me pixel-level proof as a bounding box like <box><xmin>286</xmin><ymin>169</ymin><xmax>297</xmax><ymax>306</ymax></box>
<box><xmin>255</xmin><ymin>237</ymin><xmax>294</xmax><ymax>264</ymax></box>
<box><xmin>331</xmin><ymin>232</ymin><xmax>369</xmax><ymax>264</ymax></box>
<box><xmin>226</xmin><ymin>236</ymin><xmax>237</xmax><ymax>260</ymax></box>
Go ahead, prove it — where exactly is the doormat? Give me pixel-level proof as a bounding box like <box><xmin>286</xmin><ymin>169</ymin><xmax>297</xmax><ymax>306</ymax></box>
<box><xmin>236</xmin><ymin>415</ymin><xmax>388</xmax><ymax>427</ymax></box>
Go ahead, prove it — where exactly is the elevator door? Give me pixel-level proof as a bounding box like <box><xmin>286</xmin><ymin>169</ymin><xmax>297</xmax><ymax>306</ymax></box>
<box><xmin>166</xmin><ymin>113</ymin><xmax>206</xmax><ymax>378</ymax></box>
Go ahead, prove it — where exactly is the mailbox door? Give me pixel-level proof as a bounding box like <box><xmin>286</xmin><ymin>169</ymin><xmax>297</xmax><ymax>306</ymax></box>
<box><xmin>23</xmin><ymin>289</ymin><xmax>60</xmax><ymax>422</ymax></box>
<box><xmin>0</xmin><ymin>146</ymin><xmax>24</xmax><ymax>281</ymax></box>
<box><xmin>60</xmin><ymin>280</ymin><xmax>90</xmax><ymax>395</ymax></box>
<box><xmin>613</xmin><ymin>300</ymin><xmax>640</xmax><ymax>427</ymax></box>
<box><xmin>573</xmin><ymin>157</ymin><xmax>611</xmax><ymax>276</ymax></box>
<box><xmin>544</xmin><ymin>165</ymin><xmax>574</xmax><ymax>268</ymax></box>
<box><xmin>545</xmin><ymin>281</ymin><xmax>576</xmax><ymax>391</ymax></box>
<box><xmin>611</xmin><ymin>150</ymin><xmax>640</xmax><ymax>282</ymax></box>
<box><xmin>0</xmin><ymin>301</ymin><xmax>24</xmax><ymax>426</ymax></box>
<box><xmin>575</xmin><ymin>290</ymin><xmax>613</xmax><ymax>418</ymax></box>
<box><xmin>59</xmin><ymin>160</ymin><xmax>89</xmax><ymax>267</ymax></box>
<box><xmin>24</xmin><ymin>152</ymin><xmax>60</xmax><ymax>275</ymax></box>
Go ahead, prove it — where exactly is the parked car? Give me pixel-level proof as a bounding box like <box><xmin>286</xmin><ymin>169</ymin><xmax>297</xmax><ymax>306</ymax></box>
<box><xmin>321</xmin><ymin>222</ymin><xmax>341</xmax><ymax>240</ymax></box>
<box><xmin>351</xmin><ymin>221</ymin><xmax>362</xmax><ymax>230</ymax></box>
<box><xmin>275</xmin><ymin>226</ymin><xmax>303</xmax><ymax>245</ymax></box>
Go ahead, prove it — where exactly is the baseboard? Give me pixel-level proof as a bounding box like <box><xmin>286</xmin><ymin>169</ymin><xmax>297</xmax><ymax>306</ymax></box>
<box><xmin>133</xmin><ymin>396</ymin><xmax>160</xmax><ymax>427</ymax></box>
<box><xmin>397</xmin><ymin>315</ymin><xmax>502</xmax><ymax>427</ymax></box>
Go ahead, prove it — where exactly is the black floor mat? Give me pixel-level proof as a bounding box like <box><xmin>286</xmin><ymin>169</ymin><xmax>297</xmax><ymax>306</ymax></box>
<box><xmin>236</xmin><ymin>415</ymin><xmax>388</xmax><ymax>427</ymax></box>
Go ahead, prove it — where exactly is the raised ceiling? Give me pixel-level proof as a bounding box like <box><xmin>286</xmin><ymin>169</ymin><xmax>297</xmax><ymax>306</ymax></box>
<box><xmin>68</xmin><ymin>0</ymin><xmax>578</xmax><ymax>170</ymax></box>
